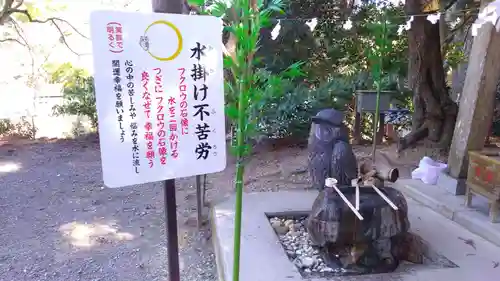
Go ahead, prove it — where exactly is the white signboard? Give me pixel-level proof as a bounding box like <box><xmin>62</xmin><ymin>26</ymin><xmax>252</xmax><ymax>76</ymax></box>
<box><xmin>90</xmin><ymin>10</ymin><xmax>226</xmax><ymax>188</ymax></box>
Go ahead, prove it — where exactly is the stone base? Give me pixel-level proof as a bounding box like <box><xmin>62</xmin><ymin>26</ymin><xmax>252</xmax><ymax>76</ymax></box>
<box><xmin>437</xmin><ymin>171</ymin><xmax>466</xmax><ymax>196</ymax></box>
<box><xmin>211</xmin><ymin>191</ymin><xmax>500</xmax><ymax>281</ymax></box>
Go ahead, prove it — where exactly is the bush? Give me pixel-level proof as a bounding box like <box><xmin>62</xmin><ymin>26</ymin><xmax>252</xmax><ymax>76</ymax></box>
<box><xmin>251</xmin><ymin>69</ymin><xmax>354</xmax><ymax>140</ymax></box>
<box><xmin>0</xmin><ymin>119</ymin><xmax>14</xmax><ymax>135</ymax></box>
<box><xmin>48</xmin><ymin>63</ymin><xmax>98</xmax><ymax>129</ymax></box>
<box><xmin>0</xmin><ymin>117</ymin><xmax>36</xmax><ymax>138</ymax></box>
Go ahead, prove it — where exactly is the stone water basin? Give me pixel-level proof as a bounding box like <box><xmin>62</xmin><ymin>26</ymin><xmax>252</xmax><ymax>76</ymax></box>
<box><xmin>211</xmin><ymin>191</ymin><xmax>500</xmax><ymax>281</ymax></box>
<box><xmin>269</xmin><ymin>215</ymin><xmax>457</xmax><ymax>279</ymax></box>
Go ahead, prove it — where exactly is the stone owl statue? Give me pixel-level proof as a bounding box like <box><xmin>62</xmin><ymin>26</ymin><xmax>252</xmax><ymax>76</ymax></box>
<box><xmin>307</xmin><ymin>108</ymin><xmax>358</xmax><ymax>189</ymax></box>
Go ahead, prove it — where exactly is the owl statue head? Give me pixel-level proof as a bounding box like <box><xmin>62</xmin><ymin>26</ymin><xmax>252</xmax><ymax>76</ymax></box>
<box><xmin>309</xmin><ymin>108</ymin><xmax>349</xmax><ymax>145</ymax></box>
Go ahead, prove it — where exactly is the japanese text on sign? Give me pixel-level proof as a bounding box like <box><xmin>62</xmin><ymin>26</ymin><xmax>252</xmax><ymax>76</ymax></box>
<box><xmin>90</xmin><ymin>11</ymin><xmax>226</xmax><ymax>188</ymax></box>
<box><xmin>142</xmin><ymin>71</ymin><xmax>155</xmax><ymax>168</ymax></box>
<box><xmin>155</xmin><ymin>68</ymin><xmax>168</xmax><ymax>166</ymax></box>
<box><xmin>179</xmin><ymin>68</ymin><xmax>189</xmax><ymax>135</ymax></box>
<box><xmin>112</xmin><ymin>59</ymin><xmax>125</xmax><ymax>143</ymax></box>
<box><xmin>190</xmin><ymin>42</ymin><xmax>215</xmax><ymax>160</ymax></box>
<box><xmin>125</xmin><ymin>60</ymin><xmax>140</xmax><ymax>173</ymax></box>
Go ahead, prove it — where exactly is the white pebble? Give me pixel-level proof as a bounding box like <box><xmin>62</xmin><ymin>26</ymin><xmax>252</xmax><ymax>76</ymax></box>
<box><xmin>300</xmin><ymin>257</ymin><xmax>314</xmax><ymax>268</ymax></box>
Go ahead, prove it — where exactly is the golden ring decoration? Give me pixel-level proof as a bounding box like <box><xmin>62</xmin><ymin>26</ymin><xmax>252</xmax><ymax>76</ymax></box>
<box><xmin>144</xmin><ymin>20</ymin><xmax>183</xmax><ymax>61</ymax></box>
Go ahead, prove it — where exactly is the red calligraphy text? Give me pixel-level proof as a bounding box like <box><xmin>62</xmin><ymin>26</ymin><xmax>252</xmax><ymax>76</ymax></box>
<box><xmin>106</xmin><ymin>22</ymin><xmax>124</xmax><ymax>53</ymax></box>
<box><xmin>156</xmin><ymin>69</ymin><xmax>167</xmax><ymax>165</ymax></box>
<box><xmin>142</xmin><ymin>71</ymin><xmax>154</xmax><ymax>168</ymax></box>
<box><xmin>178</xmin><ymin>68</ymin><xmax>188</xmax><ymax>135</ymax></box>
<box><xmin>473</xmin><ymin>161</ymin><xmax>495</xmax><ymax>184</ymax></box>
<box><xmin>154</xmin><ymin>68</ymin><xmax>163</xmax><ymax>93</ymax></box>
<box><xmin>168</xmin><ymin>96</ymin><xmax>179</xmax><ymax>159</ymax></box>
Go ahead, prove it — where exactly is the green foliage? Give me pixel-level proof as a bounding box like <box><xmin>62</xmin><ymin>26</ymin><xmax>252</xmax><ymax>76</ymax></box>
<box><xmin>258</xmin><ymin>20</ymin><xmax>316</xmax><ymax>74</ymax></box>
<box><xmin>200</xmin><ymin>0</ymin><xmax>297</xmax><ymax>154</ymax></box>
<box><xmin>0</xmin><ymin>119</ymin><xmax>14</xmax><ymax>135</ymax></box>
<box><xmin>47</xmin><ymin>63</ymin><xmax>97</xmax><ymax>129</ymax></box>
<box><xmin>272</xmin><ymin>1</ymin><xmax>409</xmax><ymax>84</ymax></box>
<box><xmin>0</xmin><ymin>117</ymin><xmax>36</xmax><ymax>138</ymax></box>
<box><xmin>253</xmin><ymin>1</ymin><xmax>414</xmax><ymax>132</ymax></box>
<box><xmin>192</xmin><ymin>0</ymin><xmax>298</xmax><ymax>279</ymax></box>
<box><xmin>444</xmin><ymin>41</ymin><xmax>467</xmax><ymax>71</ymax></box>
<box><xmin>255</xmin><ymin>72</ymin><xmax>353</xmax><ymax>139</ymax></box>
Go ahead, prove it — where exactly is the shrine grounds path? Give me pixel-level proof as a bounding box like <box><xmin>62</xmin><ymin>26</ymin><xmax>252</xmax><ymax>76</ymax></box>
<box><xmin>0</xmin><ymin>137</ymin><xmax>434</xmax><ymax>281</ymax></box>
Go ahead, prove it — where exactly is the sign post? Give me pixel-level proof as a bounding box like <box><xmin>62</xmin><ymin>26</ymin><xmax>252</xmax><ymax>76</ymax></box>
<box><xmin>153</xmin><ymin>1</ymin><xmax>184</xmax><ymax>281</ymax></box>
<box><xmin>164</xmin><ymin>179</ymin><xmax>180</xmax><ymax>281</ymax></box>
<box><xmin>89</xmin><ymin>10</ymin><xmax>226</xmax><ymax>281</ymax></box>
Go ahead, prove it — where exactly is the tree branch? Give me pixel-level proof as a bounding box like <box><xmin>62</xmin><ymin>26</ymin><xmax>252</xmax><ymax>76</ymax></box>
<box><xmin>11</xmin><ymin>9</ymin><xmax>88</xmax><ymax>39</ymax></box>
<box><xmin>0</xmin><ymin>0</ymin><xmax>22</xmax><ymax>23</ymax></box>
<box><xmin>11</xmin><ymin>18</ymin><xmax>29</xmax><ymax>45</ymax></box>
<box><xmin>0</xmin><ymin>37</ymin><xmax>25</xmax><ymax>45</ymax></box>
<box><xmin>12</xmin><ymin>0</ymin><xmax>23</xmax><ymax>9</ymax></box>
<box><xmin>442</xmin><ymin>12</ymin><xmax>475</xmax><ymax>45</ymax></box>
<box><xmin>1</xmin><ymin>3</ymin><xmax>89</xmax><ymax>55</ymax></box>
<box><xmin>444</xmin><ymin>0</ymin><xmax>460</xmax><ymax>12</ymax></box>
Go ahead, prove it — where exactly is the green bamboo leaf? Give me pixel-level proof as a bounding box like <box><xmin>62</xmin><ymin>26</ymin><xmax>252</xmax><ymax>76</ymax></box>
<box><xmin>283</xmin><ymin>62</ymin><xmax>306</xmax><ymax>78</ymax></box>
<box><xmin>187</xmin><ymin>0</ymin><xmax>205</xmax><ymax>6</ymax></box>
<box><xmin>260</xmin><ymin>14</ymin><xmax>272</xmax><ymax>28</ymax></box>
<box><xmin>225</xmin><ymin>105</ymin><xmax>239</xmax><ymax>121</ymax></box>
<box><xmin>233</xmin><ymin>25</ymin><xmax>247</xmax><ymax>44</ymax></box>
<box><xmin>375</xmin><ymin>38</ymin><xmax>386</xmax><ymax>47</ymax></box>
<box><xmin>223</xmin><ymin>25</ymin><xmax>235</xmax><ymax>34</ymax></box>
<box><xmin>224</xmin><ymin>81</ymin><xmax>235</xmax><ymax>102</ymax></box>
<box><xmin>223</xmin><ymin>56</ymin><xmax>234</xmax><ymax>69</ymax></box>
<box><xmin>206</xmin><ymin>1</ymin><xmax>228</xmax><ymax>17</ymax></box>
<box><xmin>266</xmin><ymin>5</ymin><xmax>284</xmax><ymax>13</ymax></box>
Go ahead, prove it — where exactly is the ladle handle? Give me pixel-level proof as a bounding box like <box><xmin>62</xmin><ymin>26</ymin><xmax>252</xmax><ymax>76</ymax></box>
<box><xmin>325</xmin><ymin>178</ymin><xmax>364</xmax><ymax>220</ymax></box>
<box><xmin>371</xmin><ymin>184</ymin><xmax>398</xmax><ymax>210</ymax></box>
<box><xmin>351</xmin><ymin>179</ymin><xmax>360</xmax><ymax>210</ymax></box>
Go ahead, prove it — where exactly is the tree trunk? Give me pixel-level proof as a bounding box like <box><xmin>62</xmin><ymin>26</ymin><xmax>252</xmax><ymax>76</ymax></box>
<box><xmin>398</xmin><ymin>0</ymin><xmax>458</xmax><ymax>152</ymax></box>
<box><xmin>450</xmin><ymin>0</ymin><xmax>477</xmax><ymax>103</ymax></box>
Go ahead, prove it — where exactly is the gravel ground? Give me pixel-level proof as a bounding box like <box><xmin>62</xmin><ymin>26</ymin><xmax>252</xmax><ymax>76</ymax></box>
<box><xmin>269</xmin><ymin>216</ymin><xmax>340</xmax><ymax>276</ymax></box>
<box><xmin>0</xmin><ymin>137</ymin><xmax>432</xmax><ymax>281</ymax></box>
<box><xmin>0</xmin><ymin>138</ymin><xmax>314</xmax><ymax>281</ymax></box>
<box><xmin>0</xmin><ymin>139</ymin><xmax>214</xmax><ymax>281</ymax></box>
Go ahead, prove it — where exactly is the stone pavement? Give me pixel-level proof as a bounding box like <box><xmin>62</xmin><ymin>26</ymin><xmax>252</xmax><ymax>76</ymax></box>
<box><xmin>394</xmin><ymin>179</ymin><xmax>500</xmax><ymax>247</ymax></box>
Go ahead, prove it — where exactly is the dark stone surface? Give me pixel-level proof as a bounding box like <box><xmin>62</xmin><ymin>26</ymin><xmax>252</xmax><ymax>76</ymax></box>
<box><xmin>306</xmin><ymin>186</ymin><xmax>410</xmax><ymax>274</ymax></box>
<box><xmin>308</xmin><ymin>109</ymin><xmax>358</xmax><ymax>188</ymax></box>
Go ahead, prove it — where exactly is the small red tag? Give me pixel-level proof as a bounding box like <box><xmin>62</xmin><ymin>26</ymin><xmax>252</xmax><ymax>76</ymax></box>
<box><xmin>475</xmin><ymin>166</ymin><xmax>481</xmax><ymax>178</ymax></box>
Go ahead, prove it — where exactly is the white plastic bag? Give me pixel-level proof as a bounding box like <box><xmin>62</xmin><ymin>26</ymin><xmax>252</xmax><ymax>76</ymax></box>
<box><xmin>411</xmin><ymin>156</ymin><xmax>448</xmax><ymax>185</ymax></box>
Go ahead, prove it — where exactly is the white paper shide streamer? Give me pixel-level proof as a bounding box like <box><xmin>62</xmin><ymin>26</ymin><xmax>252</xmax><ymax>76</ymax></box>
<box><xmin>343</xmin><ymin>19</ymin><xmax>353</xmax><ymax>30</ymax></box>
<box><xmin>306</xmin><ymin>18</ymin><xmax>318</xmax><ymax>32</ymax></box>
<box><xmin>271</xmin><ymin>20</ymin><xmax>281</xmax><ymax>40</ymax></box>
<box><xmin>426</xmin><ymin>12</ymin><xmax>440</xmax><ymax>24</ymax></box>
<box><xmin>398</xmin><ymin>11</ymin><xmax>441</xmax><ymax>34</ymax></box>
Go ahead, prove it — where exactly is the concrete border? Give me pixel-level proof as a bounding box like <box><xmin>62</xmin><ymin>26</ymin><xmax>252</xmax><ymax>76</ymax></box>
<box><xmin>211</xmin><ymin>190</ymin><xmax>500</xmax><ymax>281</ymax></box>
<box><xmin>393</xmin><ymin>179</ymin><xmax>500</xmax><ymax>247</ymax></box>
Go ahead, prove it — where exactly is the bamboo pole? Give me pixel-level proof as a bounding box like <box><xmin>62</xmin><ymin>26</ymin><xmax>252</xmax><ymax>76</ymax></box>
<box><xmin>371</xmin><ymin>10</ymin><xmax>388</xmax><ymax>161</ymax></box>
